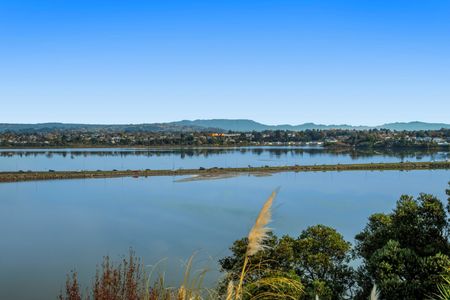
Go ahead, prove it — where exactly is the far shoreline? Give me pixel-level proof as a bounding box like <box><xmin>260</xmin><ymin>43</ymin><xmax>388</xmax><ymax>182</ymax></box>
<box><xmin>0</xmin><ymin>144</ymin><xmax>322</xmax><ymax>150</ymax></box>
<box><xmin>0</xmin><ymin>144</ymin><xmax>448</xmax><ymax>151</ymax></box>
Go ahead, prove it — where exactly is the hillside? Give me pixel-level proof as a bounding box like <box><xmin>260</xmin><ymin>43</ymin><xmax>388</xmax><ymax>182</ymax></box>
<box><xmin>1</xmin><ymin>120</ymin><xmax>449</xmax><ymax>133</ymax></box>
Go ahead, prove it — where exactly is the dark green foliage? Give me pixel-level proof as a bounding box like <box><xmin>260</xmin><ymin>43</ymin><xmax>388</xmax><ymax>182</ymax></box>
<box><xmin>293</xmin><ymin>225</ymin><xmax>355</xmax><ymax>299</ymax></box>
<box><xmin>354</xmin><ymin>192</ymin><xmax>450</xmax><ymax>299</ymax></box>
<box><xmin>219</xmin><ymin>227</ymin><xmax>355</xmax><ymax>299</ymax></box>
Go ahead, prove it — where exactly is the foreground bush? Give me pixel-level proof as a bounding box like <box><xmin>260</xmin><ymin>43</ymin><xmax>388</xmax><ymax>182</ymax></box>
<box><xmin>59</xmin><ymin>183</ymin><xmax>450</xmax><ymax>299</ymax></box>
<box><xmin>354</xmin><ymin>191</ymin><xmax>450</xmax><ymax>299</ymax></box>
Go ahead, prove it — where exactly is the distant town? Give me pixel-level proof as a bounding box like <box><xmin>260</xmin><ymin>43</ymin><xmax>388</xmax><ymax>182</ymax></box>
<box><xmin>1</xmin><ymin>128</ymin><xmax>449</xmax><ymax>149</ymax></box>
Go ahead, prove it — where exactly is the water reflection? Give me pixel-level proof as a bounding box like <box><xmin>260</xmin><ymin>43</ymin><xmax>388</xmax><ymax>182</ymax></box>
<box><xmin>0</xmin><ymin>147</ymin><xmax>448</xmax><ymax>171</ymax></box>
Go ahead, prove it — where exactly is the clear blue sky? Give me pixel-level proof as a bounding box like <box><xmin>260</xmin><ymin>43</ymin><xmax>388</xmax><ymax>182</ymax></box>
<box><xmin>0</xmin><ymin>0</ymin><xmax>449</xmax><ymax>125</ymax></box>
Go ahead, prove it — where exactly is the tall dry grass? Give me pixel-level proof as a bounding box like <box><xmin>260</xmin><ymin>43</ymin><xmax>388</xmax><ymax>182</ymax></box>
<box><xmin>226</xmin><ymin>190</ymin><xmax>303</xmax><ymax>300</ymax></box>
<box><xmin>369</xmin><ymin>285</ymin><xmax>379</xmax><ymax>300</ymax></box>
<box><xmin>59</xmin><ymin>251</ymin><xmax>211</xmax><ymax>300</ymax></box>
<box><xmin>234</xmin><ymin>190</ymin><xmax>277</xmax><ymax>298</ymax></box>
<box><xmin>59</xmin><ymin>190</ymin><xmax>304</xmax><ymax>300</ymax></box>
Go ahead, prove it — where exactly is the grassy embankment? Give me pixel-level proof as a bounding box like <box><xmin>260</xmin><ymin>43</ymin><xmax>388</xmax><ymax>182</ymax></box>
<box><xmin>1</xmin><ymin>161</ymin><xmax>449</xmax><ymax>183</ymax></box>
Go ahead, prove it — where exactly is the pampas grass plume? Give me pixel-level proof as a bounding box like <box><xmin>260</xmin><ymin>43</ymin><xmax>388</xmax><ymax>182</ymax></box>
<box><xmin>246</xmin><ymin>190</ymin><xmax>277</xmax><ymax>256</ymax></box>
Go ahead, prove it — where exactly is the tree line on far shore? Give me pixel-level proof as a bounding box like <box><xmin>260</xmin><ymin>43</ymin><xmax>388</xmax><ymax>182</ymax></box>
<box><xmin>2</xmin><ymin>128</ymin><xmax>450</xmax><ymax>149</ymax></box>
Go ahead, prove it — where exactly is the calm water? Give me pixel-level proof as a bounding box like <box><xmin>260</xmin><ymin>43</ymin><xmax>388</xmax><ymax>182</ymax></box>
<box><xmin>0</xmin><ymin>170</ymin><xmax>449</xmax><ymax>299</ymax></box>
<box><xmin>0</xmin><ymin>147</ymin><xmax>448</xmax><ymax>171</ymax></box>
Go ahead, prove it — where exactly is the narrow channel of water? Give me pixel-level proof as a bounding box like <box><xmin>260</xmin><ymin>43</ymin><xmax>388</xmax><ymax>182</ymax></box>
<box><xmin>0</xmin><ymin>147</ymin><xmax>448</xmax><ymax>171</ymax></box>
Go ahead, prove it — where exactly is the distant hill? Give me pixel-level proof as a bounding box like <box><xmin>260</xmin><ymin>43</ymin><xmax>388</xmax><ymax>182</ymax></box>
<box><xmin>0</xmin><ymin>122</ymin><xmax>211</xmax><ymax>133</ymax></box>
<box><xmin>172</xmin><ymin>119</ymin><xmax>270</xmax><ymax>131</ymax></box>
<box><xmin>171</xmin><ymin>119</ymin><xmax>450</xmax><ymax>131</ymax></box>
<box><xmin>171</xmin><ymin>119</ymin><xmax>372</xmax><ymax>131</ymax></box>
<box><xmin>376</xmin><ymin>121</ymin><xmax>450</xmax><ymax>131</ymax></box>
<box><xmin>0</xmin><ymin>120</ymin><xmax>449</xmax><ymax>133</ymax></box>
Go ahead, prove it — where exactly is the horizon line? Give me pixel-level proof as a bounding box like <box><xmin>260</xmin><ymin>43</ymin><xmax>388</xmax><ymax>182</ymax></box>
<box><xmin>0</xmin><ymin>119</ymin><xmax>449</xmax><ymax>127</ymax></box>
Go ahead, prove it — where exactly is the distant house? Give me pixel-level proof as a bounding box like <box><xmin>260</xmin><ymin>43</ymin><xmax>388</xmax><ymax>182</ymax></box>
<box><xmin>325</xmin><ymin>138</ymin><xmax>338</xmax><ymax>143</ymax></box>
<box><xmin>433</xmin><ymin>138</ymin><xmax>448</xmax><ymax>145</ymax></box>
<box><xmin>416</xmin><ymin>137</ymin><xmax>432</xmax><ymax>142</ymax></box>
<box><xmin>209</xmin><ymin>133</ymin><xmax>240</xmax><ymax>137</ymax></box>
<box><xmin>209</xmin><ymin>133</ymin><xmax>225</xmax><ymax>137</ymax></box>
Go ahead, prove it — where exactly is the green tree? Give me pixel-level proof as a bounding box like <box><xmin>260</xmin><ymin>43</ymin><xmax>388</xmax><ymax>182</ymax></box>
<box><xmin>355</xmin><ymin>192</ymin><xmax>450</xmax><ymax>299</ymax></box>
<box><xmin>293</xmin><ymin>225</ymin><xmax>355</xmax><ymax>299</ymax></box>
<box><xmin>219</xmin><ymin>226</ymin><xmax>355</xmax><ymax>299</ymax></box>
<box><xmin>219</xmin><ymin>233</ymin><xmax>296</xmax><ymax>290</ymax></box>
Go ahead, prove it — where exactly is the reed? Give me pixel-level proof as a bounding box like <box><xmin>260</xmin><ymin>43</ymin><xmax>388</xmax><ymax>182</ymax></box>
<box><xmin>235</xmin><ymin>190</ymin><xmax>277</xmax><ymax>299</ymax></box>
<box><xmin>225</xmin><ymin>281</ymin><xmax>234</xmax><ymax>300</ymax></box>
<box><xmin>242</xmin><ymin>275</ymin><xmax>303</xmax><ymax>300</ymax></box>
<box><xmin>369</xmin><ymin>285</ymin><xmax>379</xmax><ymax>300</ymax></box>
<box><xmin>431</xmin><ymin>274</ymin><xmax>450</xmax><ymax>300</ymax></box>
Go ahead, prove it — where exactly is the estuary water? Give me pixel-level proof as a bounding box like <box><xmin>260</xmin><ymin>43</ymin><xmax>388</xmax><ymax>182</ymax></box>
<box><xmin>0</xmin><ymin>147</ymin><xmax>448</xmax><ymax>171</ymax></box>
<box><xmin>0</xmin><ymin>170</ymin><xmax>449</xmax><ymax>299</ymax></box>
